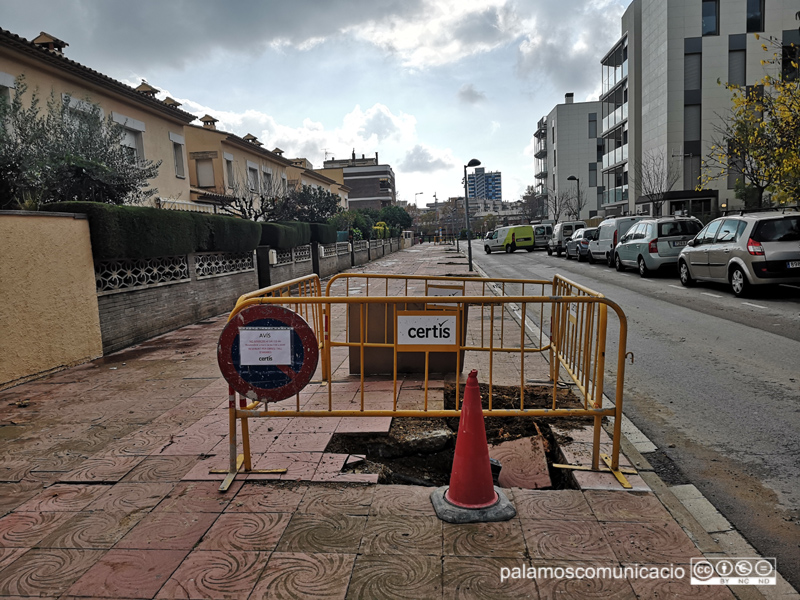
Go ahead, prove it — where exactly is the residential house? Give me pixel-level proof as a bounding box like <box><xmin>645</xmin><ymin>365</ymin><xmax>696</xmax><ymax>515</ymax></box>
<box><xmin>0</xmin><ymin>29</ymin><xmax>196</xmax><ymax>208</ymax></box>
<box><xmin>319</xmin><ymin>151</ymin><xmax>396</xmax><ymax>210</ymax></box>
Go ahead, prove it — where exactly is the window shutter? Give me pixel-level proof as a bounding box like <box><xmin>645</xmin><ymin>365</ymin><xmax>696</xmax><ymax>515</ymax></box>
<box><xmin>684</xmin><ymin>54</ymin><xmax>702</xmax><ymax>91</ymax></box>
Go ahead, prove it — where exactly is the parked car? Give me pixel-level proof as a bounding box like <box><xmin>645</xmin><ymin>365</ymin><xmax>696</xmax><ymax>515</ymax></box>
<box><xmin>614</xmin><ymin>216</ymin><xmax>703</xmax><ymax>276</ymax></box>
<box><xmin>547</xmin><ymin>221</ymin><xmax>586</xmax><ymax>256</ymax></box>
<box><xmin>588</xmin><ymin>216</ymin><xmax>646</xmax><ymax>266</ymax></box>
<box><xmin>532</xmin><ymin>223</ymin><xmax>554</xmax><ymax>250</ymax></box>
<box><xmin>484</xmin><ymin>225</ymin><xmax>535</xmax><ymax>253</ymax></box>
<box><xmin>678</xmin><ymin>210</ymin><xmax>800</xmax><ymax>297</ymax></box>
<box><xmin>565</xmin><ymin>227</ymin><xmax>598</xmax><ymax>261</ymax></box>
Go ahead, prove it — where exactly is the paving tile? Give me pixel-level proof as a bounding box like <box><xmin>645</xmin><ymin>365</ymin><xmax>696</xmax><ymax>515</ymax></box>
<box><xmin>119</xmin><ymin>456</ymin><xmax>198</xmax><ymax>482</ymax></box>
<box><xmin>0</xmin><ymin>547</ymin><xmax>26</xmax><ymax>570</ymax></box>
<box><xmin>0</xmin><ymin>460</ymin><xmax>30</xmax><ymax>482</ymax></box>
<box><xmin>521</xmin><ymin>519</ymin><xmax>618</xmax><ymax>562</ymax></box>
<box><xmin>59</xmin><ymin>454</ymin><xmax>144</xmax><ymax>483</ymax></box>
<box><xmin>571</xmin><ymin>469</ymin><xmax>651</xmax><ymax>493</ymax></box>
<box><xmin>443</xmin><ymin>520</ymin><xmax>527</xmax><ymax>559</ymax></box>
<box><xmin>226</xmin><ymin>482</ymin><xmax>308</xmax><ymax>513</ymax></box>
<box><xmin>65</xmin><ymin>548</ymin><xmax>188</xmax><ymax>598</ymax></box>
<box><xmin>296</xmin><ymin>484</ymin><xmax>375</xmax><ymax>515</ymax></box>
<box><xmin>0</xmin><ymin>511</ymin><xmax>75</xmax><ymax>547</ymax></box>
<box><xmin>443</xmin><ymin>556</ymin><xmax>539</xmax><ymax>599</ymax></box>
<box><xmin>0</xmin><ymin>481</ymin><xmax>44</xmax><ymax>515</ymax></box>
<box><xmin>531</xmin><ymin>560</ymin><xmax>637</xmax><ymax>599</ymax></box>
<box><xmin>155</xmin><ymin>479</ymin><xmax>243</xmax><ymax>512</ymax></box>
<box><xmin>155</xmin><ymin>549</ymin><xmax>270</xmax><ymax>599</ymax></box>
<box><xmin>347</xmin><ymin>554</ymin><xmax>442</xmax><ymax>600</ymax></box>
<box><xmin>0</xmin><ymin>548</ymin><xmax>105</xmax><ymax>597</ymax></box>
<box><xmin>268</xmin><ymin>432</ymin><xmax>333</xmax><ymax>453</ymax></box>
<box><xmin>602</xmin><ymin>521</ymin><xmax>704</xmax><ymax>563</ymax></box>
<box><xmin>335</xmin><ymin>416</ymin><xmax>393</xmax><ymax>433</ymax></box>
<box><xmin>12</xmin><ymin>483</ymin><xmax>109</xmax><ymax>512</ymax></box>
<box><xmin>513</xmin><ymin>489</ymin><xmax>595</xmax><ymax>521</ymax></box>
<box><xmin>37</xmin><ymin>510</ymin><xmax>146</xmax><ymax>549</ymax></box>
<box><xmin>623</xmin><ymin>562</ymin><xmax>736</xmax><ymax>599</ymax></box>
<box><xmin>369</xmin><ymin>485</ymin><xmax>439</xmax><ymax>517</ymax></box>
<box><xmin>585</xmin><ymin>490</ymin><xmax>673</xmax><ymax>522</ymax></box>
<box><xmin>250</xmin><ymin>452</ymin><xmax>324</xmax><ymax>481</ymax></box>
<box><xmin>251</xmin><ymin>552</ymin><xmax>355</xmax><ymax>600</ymax></box>
<box><xmin>85</xmin><ymin>482</ymin><xmax>175</xmax><ymax>513</ymax></box>
<box><xmin>115</xmin><ymin>511</ymin><xmax>219</xmax><ymax>550</ymax></box>
<box><xmin>288</xmin><ymin>417</ymin><xmax>343</xmax><ymax>433</ymax></box>
<box><xmin>276</xmin><ymin>513</ymin><xmax>367</xmax><ymax>553</ymax></box>
<box><xmin>196</xmin><ymin>512</ymin><xmax>292</xmax><ymax>552</ymax></box>
<box><xmin>360</xmin><ymin>515</ymin><xmax>442</xmax><ymax>555</ymax></box>
<box><xmin>489</xmin><ymin>436</ymin><xmax>551</xmax><ymax>489</ymax></box>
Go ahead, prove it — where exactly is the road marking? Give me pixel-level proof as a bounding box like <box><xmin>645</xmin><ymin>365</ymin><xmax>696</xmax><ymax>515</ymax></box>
<box><xmin>742</xmin><ymin>302</ymin><xmax>767</xmax><ymax>309</ymax></box>
<box><xmin>639</xmin><ymin>278</ymin><xmax>656</xmax><ymax>283</ymax></box>
<box><xmin>668</xmin><ymin>285</ymin><xmax>686</xmax><ymax>290</ymax></box>
<box><xmin>784</xmin><ymin>284</ymin><xmax>800</xmax><ymax>290</ymax></box>
<box><xmin>701</xmin><ymin>292</ymin><xmax>723</xmax><ymax>298</ymax></box>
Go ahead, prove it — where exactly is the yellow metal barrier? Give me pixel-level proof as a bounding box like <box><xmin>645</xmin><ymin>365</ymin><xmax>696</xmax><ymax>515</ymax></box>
<box><xmin>219</xmin><ymin>274</ymin><xmax>630</xmax><ymax>491</ymax></box>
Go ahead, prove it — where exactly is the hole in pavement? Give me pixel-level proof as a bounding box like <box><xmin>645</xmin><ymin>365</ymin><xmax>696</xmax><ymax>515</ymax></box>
<box><xmin>642</xmin><ymin>449</ymin><xmax>692</xmax><ymax>486</ymax></box>
<box><xmin>326</xmin><ymin>383</ymin><xmax>590</xmax><ymax>488</ymax></box>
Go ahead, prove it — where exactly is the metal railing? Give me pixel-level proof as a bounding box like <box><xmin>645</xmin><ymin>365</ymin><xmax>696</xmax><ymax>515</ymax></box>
<box><xmin>219</xmin><ymin>273</ymin><xmax>630</xmax><ymax>490</ymax></box>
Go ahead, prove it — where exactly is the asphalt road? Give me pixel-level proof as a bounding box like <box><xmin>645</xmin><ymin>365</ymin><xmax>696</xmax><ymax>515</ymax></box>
<box><xmin>469</xmin><ymin>244</ymin><xmax>800</xmax><ymax>588</ymax></box>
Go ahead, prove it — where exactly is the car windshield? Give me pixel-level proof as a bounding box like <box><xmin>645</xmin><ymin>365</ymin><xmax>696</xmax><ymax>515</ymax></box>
<box><xmin>753</xmin><ymin>217</ymin><xmax>800</xmax><ymax>242</ymax></box>
<box><xmin>658</xmin><ymin>221</ymin><xmax>702</xmax><ymax>237</ymax></box>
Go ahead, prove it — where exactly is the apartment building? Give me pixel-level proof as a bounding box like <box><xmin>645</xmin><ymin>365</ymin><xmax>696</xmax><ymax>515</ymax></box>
<box><xmin>534</xmin><ymin>93</ymin><xmax>603</xmax><ymax>220</ymax></box>
<box><xmin>0</xmin><ymin>29</ymin><xmax>197</xmax><ymax>208</ymax></box>
<box><xmin>319</xmin><ymin>151</ymin><xmax>396</xmax><ymax>210</ymax></box>
<box><xmin>601</xmin><ymin>0</ymin><xmax>799</xmax><ymax>218</ymax></box>
<box><xmin>467</xmin><ymin>168</ymin><xmax>503</xmax><ymax>201</ymax></box>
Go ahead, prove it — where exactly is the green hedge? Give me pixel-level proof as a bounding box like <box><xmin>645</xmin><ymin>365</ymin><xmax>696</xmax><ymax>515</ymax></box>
<box><xmin>309</xmin><ymin>223</ymin><xmax>337</xmax><ymax>245</ymax></box>
<box><xmin>278</xmin><ymin>221</ymin><xmax>311</xmax><ymax>246</ymax></box>
<box><xmin>260</xmin><ymin>222</ymin><xmax>296</xmax><ymax>249</ymax></box>
<box><xmin>41</xmin><ymin>202</ymin><xmax>260</xmax><ymax>260</ymax></box>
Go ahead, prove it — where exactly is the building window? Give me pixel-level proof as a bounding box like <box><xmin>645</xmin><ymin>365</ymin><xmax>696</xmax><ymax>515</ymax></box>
<box><xmin>553</xmin><ymin>149</ymin><xmax>557</xmax><ymax>168</ymax></box>
<box><xmin>225</xmin><ymin>159</ymin><xmax>235</xmax><ymax>188</ymax></box>
<box><xmin>746</xmin><ymin>0</ymin><xmax>764</xmax><ymax>33</ymax></box>
<box><xmin>248</xmin><ymin>166</ymin><xmax>259</xmax><ymax>191</ymax></box>
<box><xmin>173</xmin><ymin>143</ymin><xmax>185</xmax><ymax>178</ymax></box>
<box><xmin>684</xmin><ymin>105</ymin><xmax>701</xmax><ymax>142</ymax></box>
<box><xmin>702</xmin><ymin>0</ymin><xmax>719</xmax><ymax>36</ymax></box>
<box><xmin>728</xmin><ymin>50</ymin><xmax>746</xmax><ymax>86</ymax></box>
<box><xmin>120</xmin><ymin>129</ymin><xmax>143</xmax><ymax>163</ymax></box>
<box><xmin>196</xmin><ymin>159</ymin><xmax>214</xmax><ymax>188</ymax></box>
<box><xmin>685</xmin><ymin>53</ymin><xmax>702</xmax><ymax>90</ymax></box>
<box><xmin>379</xmin><ymin>178</ymin><xmax>391</xmax><ymax>190</ymax></box>
<box><xmin>684</xmin><ymin>155</ymin><xmax>701</xmax><ymax>191</ymax></box>
<box><xmin>782</xmin><ymin>35</ymin><xmax>800</xmax><ymax>82</ymax></box>
<box><xmin>589</xmin><ymin>113</ymin><xmax>597</xmax><ymax>138</ymax></box>
<box><xmin>589</xmin><ymin>163</ymin><xmax>597</xmax><ymax>187</ymax></box>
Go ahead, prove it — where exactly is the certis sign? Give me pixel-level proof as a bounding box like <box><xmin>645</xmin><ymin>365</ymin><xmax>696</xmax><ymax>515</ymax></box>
<box><xmin>396</xmin><ymin>311</ymin><xmax>459</xmax><ymax>352</ymax></box>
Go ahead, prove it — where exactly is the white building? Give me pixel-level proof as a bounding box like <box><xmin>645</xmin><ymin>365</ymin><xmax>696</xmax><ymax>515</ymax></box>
<box><xmin>601</xmin><ymin>0</ymin><xmax>799</xmax><ymax>218</ymax></box>
<box><xmin>534</xmin><ymin>93</ymin><xmax>603</xmax><ymax>221</ymax></box>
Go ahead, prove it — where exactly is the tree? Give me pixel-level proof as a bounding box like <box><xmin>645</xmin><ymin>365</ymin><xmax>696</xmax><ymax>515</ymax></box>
<box><xmin>521</xmin><ymin>184</ymin><xmax>546</xmax><ymax>222</ymax></box>
<box><xmin>634</xmin><ymin>149</ymin><xmax>680</xmax><ymax>216</ymax></box>
<box><xmin>0</xmin><ymin>77</ymin><xmax>160</xmax><ymax>209</ymax></box>
<box><xmin>378</xmin><ymin>204</ymin><xmax>413</xmax><ymax>230</ymax></box>
<box><xmin>482</xmin><ymin>213</ymin><xmax>499</xmax><ymax>233</ymax></box>
<box><xmin>546</xmin><ymin>187</ymin><xmax>571</xmax><ymax>223</ymax></box>
<box><xmin>564</xmin><ymin>183</ymin><xmax>589</xmax><ymax>220</ymax></box>
<box><xmin>287</xmin><ymin>185</ymin><xmax>343</xmax><ymax>223</ymax></box>
<box><xmin>220</xmin><ymin>165</ymin><xmax>291</xmax><ymax>221</ymax></box>
<box><xmin>700</xmin><ymin>37</ymin><xmax>800</xmax><ymax>207</ymax></box>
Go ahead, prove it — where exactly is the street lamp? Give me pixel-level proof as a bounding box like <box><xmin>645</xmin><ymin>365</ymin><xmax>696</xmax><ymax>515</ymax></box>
<box><xmin>463</xmin><ymin>158</ymin><xmax>481</xmax><ymax>271</ymax></box>
<box><xmin>415</xmin><ymin>192</ymin><xmax>424</xmax><ymax>206</ymax></box>
<box><xmin>567</xmin><ymin>175</ymin><xmax>580</xmax><ymax>220</ymax></box>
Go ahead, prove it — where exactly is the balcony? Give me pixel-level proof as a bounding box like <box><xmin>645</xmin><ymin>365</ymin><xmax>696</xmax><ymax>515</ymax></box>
<box><xmin>601</xmin><ymin>103</ymin><xmax>628</xmax><ymax>135</ymax></box>
<box><xmin>602</xmin><ymin>186</ymin><xmax>628</xmax><ymax>205</ymax></box>
<box><xmin>534</xmin><ymin>140</ymin><xmax>547</xmax><ymax>159</ymax></box>
<box><xmin>534</xmin><ymin>169</ymin><xmax>548</xmax><ymax>180</ymax></box>
<box><xmin>601</xmin><ymin>144</ymin><xmax>628</xmax><ymax>170</ymax></box>
<box><xmin>534</xmin><ymin>117</ymin><xmax>547</xmax><ymax>137</ymax></box>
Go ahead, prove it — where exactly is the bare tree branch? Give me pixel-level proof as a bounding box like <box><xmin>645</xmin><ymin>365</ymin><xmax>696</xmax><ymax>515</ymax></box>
<box><xmin>634</xmin><ymin>149</ymin><xmax>680</xmax><ymax>216</ymax></box>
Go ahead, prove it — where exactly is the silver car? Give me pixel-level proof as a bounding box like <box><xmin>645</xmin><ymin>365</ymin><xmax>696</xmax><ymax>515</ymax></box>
<box><xmin>614</xmin><ymin>217</ymin><xmax>702</xmax><ymax>276</ymax></box>
<box><xmin>678</xmin><ymin>210</ymin><xmax>800</xmax><ymax>297</ymax></box>
<box><xmin>565</xmin><ymin>227</ymin><xmax>598</xmax><ymax>261</ymax></box>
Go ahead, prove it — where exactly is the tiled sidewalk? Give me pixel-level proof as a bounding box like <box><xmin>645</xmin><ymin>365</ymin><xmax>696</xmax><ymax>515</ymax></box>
<box><xmin>0</xmin><ymin>243</ymin><xmax>743</xmax><ymax>598</ymax></box>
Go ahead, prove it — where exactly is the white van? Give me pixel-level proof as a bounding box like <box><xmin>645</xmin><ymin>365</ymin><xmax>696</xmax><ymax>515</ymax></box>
<box><xmin>547</xmin><ymin>221</ymin><xmax>586</xmax><ymax>256</ymax></box>
<box><xmin>588</xmin><ymin>216</ymin><xmax>646</xmax><ymax>266</ymax></box>
<box><xmin>532</xmin><ymin>223</ymin><xmax>554</xmax><ymax>250</ymax></box>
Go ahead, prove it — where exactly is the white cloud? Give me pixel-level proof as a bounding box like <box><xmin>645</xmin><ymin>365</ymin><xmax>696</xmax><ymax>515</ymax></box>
<box><xmin>458</xmin><ymin>83</ymin><xmax>487</xmax><ymax>104</ymax></box>
<box><xmin>399</xmin><ymin>145</ymin><xmax>454</xmax><ymax>173</ymax></box>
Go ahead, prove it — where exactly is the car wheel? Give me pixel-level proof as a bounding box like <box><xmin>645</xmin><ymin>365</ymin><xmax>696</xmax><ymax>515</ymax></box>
<box><xmin>556</xmin><ymin>249</ymin><xmax>562</xmax><ymax>257</ymax></box>
<box><xmin>615</xmin><ymin>253</ymin><xmax>624</xmax><ymax>271</ymax></box>
<box><xmin>587</xmin><ymin>252</ymin><xmax>595</xmax><ymax>264</ymax></box>
<box><xmin>484</xmin><ymin>245</ymin><xmax>491</xmax><ymax>254</ymax></box>
<box><xmin>526</xmin><ymin>247</ymin><xmax>534</xmax><ymax>252</ymax></box>
<box><xmin>730</xmin><ymin>265</ymin><xmax>750</xmax><ymax>297</ymax></box>
<box><xmin>638</xmin><ymin>256</ymin><xmax>649</xmax><ymax>277</ymax></box>
<box><xmin>565</xmin><ymin>248</ymin><xmax>572</xmax><ymax>260</ymax></box>
<box><xmin>606</xmin><ymin>253</ymin><xmax>614</xmax><ymax>267</ymax></box>
<box><xmin>546</xmin><ymin>247</ymin><xmax>553</xmax><ymax>256</ymax></box>
<box><xmin>679</xmin><ymin>260</ymin><xmax>694</xmax><ymax>287</ymax></box>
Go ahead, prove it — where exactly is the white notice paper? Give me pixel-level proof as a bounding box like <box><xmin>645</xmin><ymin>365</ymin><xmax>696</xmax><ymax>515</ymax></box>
<box><xmin>239</xmin><ymin>327</ymin><xmax>292</xmax><ymax>365</ymax></box>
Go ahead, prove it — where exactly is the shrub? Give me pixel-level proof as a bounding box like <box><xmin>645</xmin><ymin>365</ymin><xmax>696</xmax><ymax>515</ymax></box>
<box><xmin>310</xmin><ymin>223</ymin><xmax>338</xmax><ymax>244</ymax></box>
<box><xmin>260</xmin><ymin>222</ymin><xmax>296</xmax><ymax>249</ymax></box>
<box><xmin>41</xmin><ymin>202</ymin><xmax>260</xmax><ymax>259</ymax></box>
<box><xmin>278</xmin><ymin>221</ymin><xmax>311</xmax><ymax>245</ymax></box>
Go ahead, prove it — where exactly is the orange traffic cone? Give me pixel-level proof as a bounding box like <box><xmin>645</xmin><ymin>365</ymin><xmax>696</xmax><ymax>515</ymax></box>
<box><xmin>431</xmin><ymin>370</ymin><xmax>516</xmax><ymax>523</ymax></box>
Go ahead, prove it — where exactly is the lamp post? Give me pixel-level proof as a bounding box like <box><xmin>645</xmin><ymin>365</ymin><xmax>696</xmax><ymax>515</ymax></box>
<box><xmin>414</xmin><ymin>192</ymin><xmax>424</xmax><ymax>206</ymax></box>
<box><xmin>567</xmin><ymin>175</ymin><xmax>580</xmax><ymax>220</ymax></box>
<box><xmin>463</xmin><ymin>158</ymin><xmax>481</xmax><ymax>271</ymax></box>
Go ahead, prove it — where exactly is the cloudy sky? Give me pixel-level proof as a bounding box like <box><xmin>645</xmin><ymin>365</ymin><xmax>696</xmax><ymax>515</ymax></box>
<box><xmin>2</xmin><ymin>0</ymin><xmax>628</xmax><ymax>206</ymax></box>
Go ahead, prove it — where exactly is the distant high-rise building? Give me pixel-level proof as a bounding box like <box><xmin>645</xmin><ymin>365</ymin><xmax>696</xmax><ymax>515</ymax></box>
<box><xmin>467</xmin><ymin>167</ymin><xmax>502</xmax><ymax>201</ymax></box>
<box><xmin>318</xmin><ymin>150</ymin><xmax>396</xmax><ymax>210</ymax></box>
